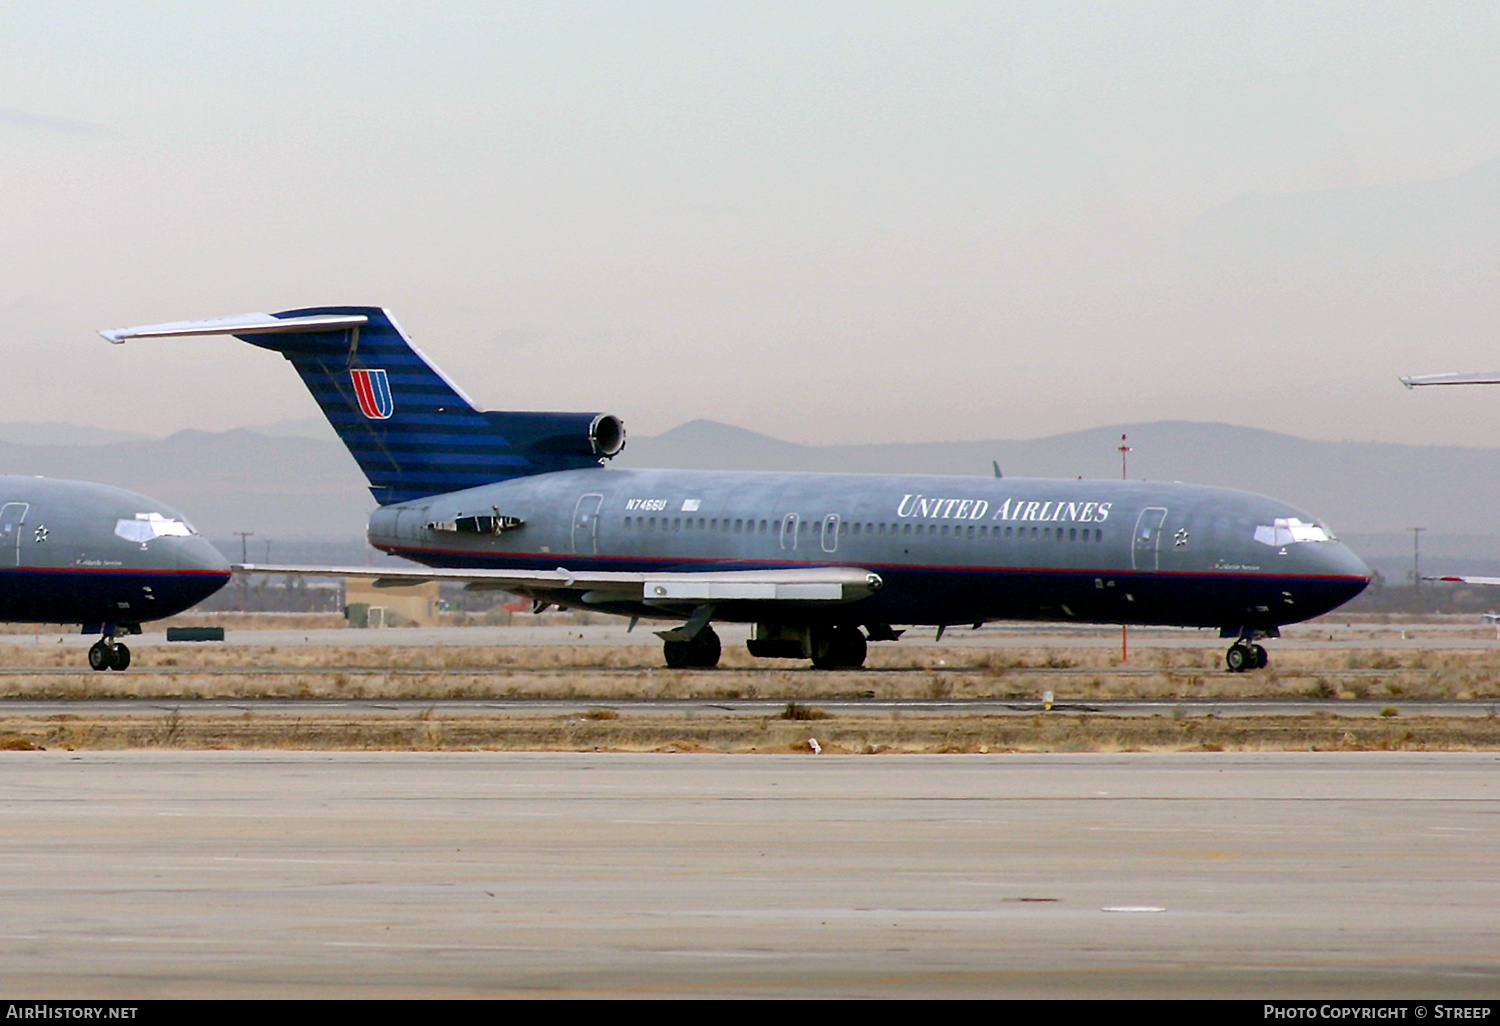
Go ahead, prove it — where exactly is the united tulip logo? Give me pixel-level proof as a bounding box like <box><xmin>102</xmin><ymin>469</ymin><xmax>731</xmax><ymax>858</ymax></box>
<box><xmin>350</xmin><ymin>368</ymin><xmax>394</xmax><ymax>420</ymax></box>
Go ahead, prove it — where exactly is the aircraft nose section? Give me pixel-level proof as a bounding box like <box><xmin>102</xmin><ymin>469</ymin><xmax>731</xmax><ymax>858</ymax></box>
<box><xmin>1322</xmin><ymin>541</ymin><xmax>1372</xmax><ymax>582</ymax></box>
<box><xmin>167</xmin><ymin>536</ymin><xmax>232</xmax><ymax>610</ymax></box>
<box><xmin>175</xmin><ymin>535</ymin><xmax>232</xmax><ymax>575</ymax></box>
<box><xmin>1311</xmin><ymin>541</ymin><xmax>1372</xmax><ymax>608</ymax></box>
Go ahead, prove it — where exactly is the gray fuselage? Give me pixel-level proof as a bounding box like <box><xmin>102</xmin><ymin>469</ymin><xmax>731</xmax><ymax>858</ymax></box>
<box><xmin>0</xmin><ymin>476</ymin><xmax>230</xmax><ymax>628</ymax></box>
<box><xmin>368</xmin><ymin>468</ymin><xmax>1371</xmax><ymax>633</ymax></box>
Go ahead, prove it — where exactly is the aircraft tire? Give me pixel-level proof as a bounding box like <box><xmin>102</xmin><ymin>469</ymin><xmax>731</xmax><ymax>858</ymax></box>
<box><xmin>839</xmin><ymin>628</ymin><xmax>868</xmax><ymax>669</ymax></box>
<box><xmin>810</xmin><ymin>626</ymin><xmax>866</xmax><ymax>670</ymax></box>
<box><xmin>1251</xmin><ymin>644</ymin><xmax>1268</xmax><ymax>669</ymax></box>
<box><xmin>663</xmin><ymin>640</ymin><xmax>692</xmax><ymax>669</ymax></box>
<box><xmin>1225</xmin><ymin>644</ymin><xmax>1251</xmax><ymax>673</ymax></box>
<box><xmin>110</xmin><ymin>643</ymin><xmax>131</xmax><ymax>671</ymax></box>
<box><xmin>87</xmin><ymin>641</ymin><xmax>110</xmax><ymax>672</ymax></box>
<box><xmin>663</xmin><ymin>628</ymin><xmax>721</xmax><ymax>669</ymax></box>
<box><xmin>687</xmin><ymin>627</ymin><xmax>721</xmax><ymax>669</ymax></box>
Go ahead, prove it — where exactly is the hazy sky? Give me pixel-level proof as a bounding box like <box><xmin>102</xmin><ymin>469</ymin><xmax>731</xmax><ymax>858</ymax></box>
<box><xmin>5</xmin><ymin>1</ymin><xmax>1500</xmax><ymax>446</ymax></box>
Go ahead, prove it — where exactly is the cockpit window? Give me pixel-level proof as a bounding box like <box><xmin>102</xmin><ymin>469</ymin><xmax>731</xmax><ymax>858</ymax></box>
<box><xmin>1253</xmin><ymin>517</ymin><xmax>1334</xmax><ymax>546</ymax></box>
<box><xmin>115</xmin><ymin>512</ymin><xmax>196</xmax><ymax>543</ymax></box>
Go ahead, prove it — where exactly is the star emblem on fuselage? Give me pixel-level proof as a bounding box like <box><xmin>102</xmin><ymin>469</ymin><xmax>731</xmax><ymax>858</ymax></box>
<box><xmin>1173</xmin><ymin>528</ymin><xmax>1189</xmax><ymax>547</ymax></box>
<box><xmin>33</xmin><ymin>525</ymin><xmax>48</xmax><ymax>543</ymax></box>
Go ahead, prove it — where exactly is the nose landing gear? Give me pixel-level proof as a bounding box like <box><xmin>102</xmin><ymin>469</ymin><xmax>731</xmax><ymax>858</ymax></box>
<box><xmin>87</xmin><ymin>638</ymin><xmax>131</xmax><ymax>672</ymax></box>
<box><xmin>1224</xmin><ymin>641</ymin><xmax>1267</xmax><ymax>672</ymax></box>
<box><xmin>1223</xmin><ymin>626</ymin><xmax>1276</xmax><ymax>672</ymax></box>
<box><xmin>86</xmin><ymin>623</ymin><xmax>137</xmax><ymax>672</ymax></box>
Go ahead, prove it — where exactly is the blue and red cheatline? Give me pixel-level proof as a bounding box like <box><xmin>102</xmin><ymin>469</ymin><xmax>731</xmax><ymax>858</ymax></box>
<box><xmin>350</xmin><ymin>368</ymin><xmax>393</xmax><ymax>419</ymax></box>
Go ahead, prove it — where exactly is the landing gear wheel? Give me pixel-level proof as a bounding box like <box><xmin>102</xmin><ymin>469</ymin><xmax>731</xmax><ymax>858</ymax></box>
<box><xmin>662</xmin><ymin>627</ymin><xmax>721</xmax><ymax>669</ymax></box>
<box><xmin>1226</xmin><ymin>642</ymin><xmax>1265</xmax><ymax>673</ymax></box>
<box><xmin>686</xmin><ymin>627</ymin><xmax>721</xmax><ymax>668</ymax></box>
<box><xmin>88</xmin><ymin>641</ymin><xmax>110</xmax><ymax>672</ymax></box>
<box><xmin>809</xmin><ymin>626</ymin><xmax>868</xmax><ymax>670</ymax></box>
<box><xmin>110</xmin><ymin>643</ymin><xmax>131</xmax><ymax>671</ymax></box>
<box><xmin>663</xmin><ymin>640</ymin><xmax>691</xmax><ymax>668</ymax></box>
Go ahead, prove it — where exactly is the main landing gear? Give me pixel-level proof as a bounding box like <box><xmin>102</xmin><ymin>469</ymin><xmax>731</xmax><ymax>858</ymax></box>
<box><xmin>658</xmin><ymin>619</ymin><xmax>876</xmax><ymax>671</ymax></box>
<box><xmin>663</xmin><ymin>625</ymin><xmax>722</xmax><ymax>669</ymax></box>
<box><xmin>744</xmin><ymin>623</ymin><xmax>872</xmax><ymax>670</ymax></box>
<box><xmin>807</xmin><ymin>625</ymin><xmax>867</xmax><ymax>670</ymax></box>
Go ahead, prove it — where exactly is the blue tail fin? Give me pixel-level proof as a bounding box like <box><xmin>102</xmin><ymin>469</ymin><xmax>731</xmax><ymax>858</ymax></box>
<box><xmin>236</xmin><ymin>307</ymin><xmax>625</xmax><ymax>505</ymax></box>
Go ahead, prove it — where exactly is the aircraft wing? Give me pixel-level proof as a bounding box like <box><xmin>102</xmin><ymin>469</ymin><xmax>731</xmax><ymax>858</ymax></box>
<box><xmin>1428</xmin><ymin>575</ymin><xmax>1500</xmax><ymax>587</ymax></box>
<box><xmin>234</xmin><ymin>563</ymin><xmax>883</xmax><ymax>604</ymax></box>
<box><xmin>1400</xmin><ymin>371</ymin><xmax>1500</xmax><ymax>388</ymax></box>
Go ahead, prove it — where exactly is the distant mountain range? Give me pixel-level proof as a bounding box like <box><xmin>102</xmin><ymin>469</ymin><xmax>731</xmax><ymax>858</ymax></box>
<box><xmin>1</xmin><ymin>418</ymin><xmax>1497</xmax><ymax>578</ymax></box>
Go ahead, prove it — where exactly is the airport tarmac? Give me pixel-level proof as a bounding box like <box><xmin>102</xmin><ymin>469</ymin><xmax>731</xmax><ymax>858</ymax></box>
<box><xmin>0</xmin><ymin>751</ymin><xmax>1496</xmax><ymax>998</ymax></box>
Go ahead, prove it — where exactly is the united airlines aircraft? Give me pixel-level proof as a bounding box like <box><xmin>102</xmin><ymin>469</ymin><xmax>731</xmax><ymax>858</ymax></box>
<box><xmin>0</xmin><ymin>476</ymin><xmax>229</xmax><ymax>668</ymax></box>
<box><xmin>102</xmin><ymin>307</ymin><xmax>1370</xmax><ymax>672</ymax></box>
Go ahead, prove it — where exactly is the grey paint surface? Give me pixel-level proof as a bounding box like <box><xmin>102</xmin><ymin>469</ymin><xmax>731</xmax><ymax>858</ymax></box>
<box><xmin>0</xmin><ymin>751</ymin><xmax>1495</xmax><ymax>998</ymax></box>
<box><xmin>371</xmin><ymin>467</ymin><xmax>1370</xmax><ymax>632</ymax></box>
<box><xmin>0</xmin><ymin>475</ymin><xmax>228</xmax><ymax>627</ymax></box>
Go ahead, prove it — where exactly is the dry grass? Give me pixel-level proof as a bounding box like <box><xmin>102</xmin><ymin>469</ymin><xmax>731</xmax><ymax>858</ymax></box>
<box><xmin>2</xmin><ymin>640</ymin><xmax>1499</xmax><ymax>703</ymax></box>
<box><xmin>4</xmin><ymin>711</ymin><xmax>1497</xmax><ymax>753</ymax></box>
<box><xmin>2</xmin><ymin>616</ymin><xmax>1499</xmax><ymax>750</ymax></box>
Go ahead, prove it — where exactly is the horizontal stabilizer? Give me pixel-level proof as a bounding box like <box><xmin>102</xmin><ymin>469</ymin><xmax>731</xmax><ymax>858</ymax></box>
<box><xmin>1428</xmin><ymin>575</ymin><xmax>1500</xmax><ymax>586</ymax></box>
<box><xmin>100</xmin><ymin>313</ymin><xmax>367</xmax><ymax>344</ymax></box>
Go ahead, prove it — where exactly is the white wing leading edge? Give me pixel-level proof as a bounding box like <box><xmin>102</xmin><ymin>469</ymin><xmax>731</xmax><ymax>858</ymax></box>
<box><xmin>1400</xmin><ymin>372</ymin><xmax>1500</xmax><ymax>388</ymax></box>
<box><xmin>1427</xmin><ymin>575</ymin><xmax>1500</xmax><ymax>587</ymax></box>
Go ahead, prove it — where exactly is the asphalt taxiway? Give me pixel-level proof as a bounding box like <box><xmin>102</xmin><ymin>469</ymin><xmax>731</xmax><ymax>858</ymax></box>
<box><xmin>0</xmin><ymin>751</ymin><xmax>1496</xmax><ymax>998</ymax></box>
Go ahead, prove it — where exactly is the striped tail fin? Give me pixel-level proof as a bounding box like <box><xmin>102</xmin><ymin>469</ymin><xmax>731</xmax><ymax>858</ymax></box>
<box><xmin>102</xmin><ymin>306</ymin><xmax>625</xmax><ymax>505</ymax></box>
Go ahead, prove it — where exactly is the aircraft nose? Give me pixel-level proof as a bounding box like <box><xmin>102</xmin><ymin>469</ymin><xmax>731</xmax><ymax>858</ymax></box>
<box><xmin>1309</xmin><ymin>541</ymin><xmax>1372</xmax><ymax>608</ymax></box>
<box><xmin>1325</xmin><ymin>541</ymin><xmax>1373</xmax><ymax>583</ymax></box>
<box><xmin>174</xmin><ymin>535</ymin><xmax>232</xmax><ymax>576</ymax></box>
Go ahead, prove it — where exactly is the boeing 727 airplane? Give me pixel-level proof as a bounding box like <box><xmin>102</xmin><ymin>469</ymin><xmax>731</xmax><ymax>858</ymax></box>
<box><xmin>0</xmin><ymin>476</ymin><xmax>230</xmax><ymax>668</ymax></box>
<box><xmin>102</xmin><ymin>307</ymin><xmax>1371</xmax><ymax>672</ymax></box>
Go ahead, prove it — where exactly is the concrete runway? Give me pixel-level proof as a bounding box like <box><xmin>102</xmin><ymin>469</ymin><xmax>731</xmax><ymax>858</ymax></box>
<box><xmin>0</xmin><ymin>751</ymin><xmax>1497</xmax><ymax>998</ymax></box>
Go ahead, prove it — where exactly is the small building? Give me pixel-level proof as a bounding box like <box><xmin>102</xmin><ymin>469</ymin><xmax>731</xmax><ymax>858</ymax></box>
<box><xmin>344</xmin><ymin>578</ymin><xmax>441</xmax><ymax>628</ymax></box>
